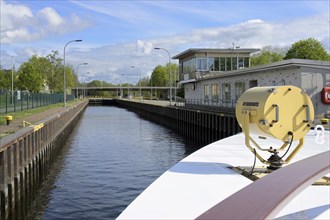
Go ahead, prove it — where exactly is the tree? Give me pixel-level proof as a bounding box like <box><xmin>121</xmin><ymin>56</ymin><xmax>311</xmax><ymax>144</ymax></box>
<box><xmin>151</xmin><ymin>65</ymin><xmax>167</xmax><ymax>87</ymax></box>
<box><xmin>0</xmin><ymin>68</ymin><xmax>16</xmax><ymax>90</ymax></box>
<box><xmin>46</xmin><ymin>50</ymin><xmax>63</xmax><ymax>92</ymax></box>
<box><xmin>150</xmin><ymin>63</ymin><xmax>179</xmax><ymax>87</ymax></box>
<box><xmin>16</xmin><ymin>56</ymin><xmax>48</xmax><ymax>92</ymax></box>
<box><xmin>250</xmin><ymin>46</ymin><xmax>284</xmax><ymax>66</ymax></box>
<box><xmin>139</xmin><ymin>76</ymin><xmax>151</xmax><ymax>87</ymax></box>
<box><xmin>284</xmin><ymin>38</ymin><xmax>330</xmax><ymax>61</ymax></box>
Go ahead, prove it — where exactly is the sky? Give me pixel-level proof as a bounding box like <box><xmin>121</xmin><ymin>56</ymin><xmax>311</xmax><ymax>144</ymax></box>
<box><xmin>1</xmin><ymin>0</ymin><xmax>329</xmax><ymax>84</ymax></box>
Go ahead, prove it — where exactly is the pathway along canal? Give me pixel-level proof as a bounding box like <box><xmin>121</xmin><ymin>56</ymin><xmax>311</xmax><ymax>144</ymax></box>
<box><xmin>26</xmin><ymin>106</ymin><xmax>202</xmax><ymax>219</ymax></box>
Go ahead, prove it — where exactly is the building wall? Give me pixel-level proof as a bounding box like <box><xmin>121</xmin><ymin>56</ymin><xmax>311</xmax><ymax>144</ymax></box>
<box><xmin>300</xmin><ymin>66</ymin><xmax>330</xmax><ymax>117</ymax></box>
<box><xmin>184</xmin><ymin>66</ymin><xmax>330</xmax><ymax>117</ymax></box>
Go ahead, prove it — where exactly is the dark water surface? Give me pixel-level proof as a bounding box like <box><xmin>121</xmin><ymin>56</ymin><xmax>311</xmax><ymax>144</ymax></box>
<box><xmin>27</xmin><ymin>106</ymin><xmax>201</xmax><ymax>219</ymax></box>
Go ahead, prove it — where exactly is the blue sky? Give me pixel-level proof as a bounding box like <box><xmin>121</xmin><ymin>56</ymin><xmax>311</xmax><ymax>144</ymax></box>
<box><xmin>1</xmin><ymin>0</ymin><xmax>329</xmax><ymax>84</ymax></box>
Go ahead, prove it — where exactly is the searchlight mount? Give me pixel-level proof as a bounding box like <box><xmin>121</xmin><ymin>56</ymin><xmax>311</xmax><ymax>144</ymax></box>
<box><xmin>236</xmin><ymin>86</ymin><xmax>314</xmax><ymax>170</ymax></box>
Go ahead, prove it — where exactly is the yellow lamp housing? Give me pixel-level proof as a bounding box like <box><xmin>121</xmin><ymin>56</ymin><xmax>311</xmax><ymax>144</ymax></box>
<box><xmin>236</xmin><ymin>85</ymin><xmax>314</xmax><ymax>169</ymax></box>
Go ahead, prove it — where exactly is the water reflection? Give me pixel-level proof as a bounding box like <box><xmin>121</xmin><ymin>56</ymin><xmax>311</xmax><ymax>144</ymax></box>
<box><xmin>26</xmin><ymin>106</ymin><xmax>202</xmax><ymax>219</ymax></box>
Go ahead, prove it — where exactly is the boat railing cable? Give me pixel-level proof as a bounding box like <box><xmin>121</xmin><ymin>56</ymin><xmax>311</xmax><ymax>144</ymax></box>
<box><xmin>280</xmin><ymin>132</ymin><xmax>294</xmax><ymax>160</ymax></box>
<box><xmin>249</xmin><ymin>148</ymin><xmax>257</xmax><ymax>177</ymax></box>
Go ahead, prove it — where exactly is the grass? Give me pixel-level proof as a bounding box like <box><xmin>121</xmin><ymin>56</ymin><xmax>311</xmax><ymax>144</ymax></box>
<box><xmin>0</xmin><ymin>99</ymin><xmax>83</xmax><ymax>125</ymax></box>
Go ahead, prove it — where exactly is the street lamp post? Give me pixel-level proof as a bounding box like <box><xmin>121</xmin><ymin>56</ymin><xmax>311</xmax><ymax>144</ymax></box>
<box><xmin>63</xmin><ymin>39</ymin><xmax>82</xmax><ymax>107</ymax></box>
<box><xmin>119</xmin><ymin>73</ymin><xmax>124</xmax><ymax>98</ymax></box>
<box><xmin>75</xmin><ymin>62</ymin><xmax>88</xmax><ymax>99</ymax></box>
<box><xmin>154</xmin><ymin>47</ymin><xmax>172</xmax><ymax>105</ymax></box>
<box><xmin>85</xmin><ymin>76</ymin><xmax>93</xmax><ymax>98</ymax></box>
<box><xmin>131</xmin><ymin>66</ymin><xmax>142</xmax><ymax>100</ymax></box>
<box><xmin>150</xmin><ymin>76</ymin><xmax>152</xmax><ymax>98</ymax></box>
<box><xmin>81</xmin><ymin>72</ymin><xmax>90</xmax><ymax>99</ymax></box>
<box><xmin>11</xmin><ymin>56</ymin><xmax>15</xmax><ymax>104</ymax></box>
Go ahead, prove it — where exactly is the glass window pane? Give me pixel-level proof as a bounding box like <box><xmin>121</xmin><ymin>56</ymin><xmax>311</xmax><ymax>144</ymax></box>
<box><xmin>220</xmin><ymin>58</ymin><xmax>225</xmax><ymax>71</ymax></box>
<box><xmin>226</xmin><ymin>58</ymin><xmax>232</xmax><ymax>71</ymax></box>
<box><xmin>222</xmin><ymin>83</ymin><xmax>231</xmax><ymax>101</ymax></box>
<box><xmin>211</xmin><ymin>83</ymin><xmax>219</xmax><ymax>100</ymax></box>
<box><xmin>192</xmin><ymin>58</ymin><xmax>196</xmax><ymax>70</ymax></box>
<box><xmin>208</xmin><ymin>58</ymin><xmax>214</xmax><ymax>71</ymax></box>
<box><xmin>235</xmin><ymin>82</ymin><xmax>245</xmax><ymax>100</ymax></box>
<box><xmin>214</xmin><ymin>58</ymin><xmax>219</xmax><ymax>71</ymax></box>
<box><xmin>239</xmin><ymin>57</ymin><xmax>244</xmax><ymax>68</ymax></box>
<box><xmin>201</xmin><ymin>58</ymin><xmax>207</xmax><ymax>70</ymax></box>
<box><xmin>204</xmin><ymin>84</ymin><xmax>209</xmax><ymax>100</ymax></box>
<box><xmin>244</xmin><ymin>57</ymin><xmax>249</xmax><ymax>68</ymax></box>
<box><xmin>232</xmin><ymin>57</ymin><xmax>237</xmax><ymax>70</ymax></box>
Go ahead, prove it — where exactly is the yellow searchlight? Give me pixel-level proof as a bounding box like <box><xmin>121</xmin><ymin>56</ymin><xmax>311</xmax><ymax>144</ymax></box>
<box><xmin>236</xmin><ymin>85</ymin><xmax>314</xmax><ymax>170</ymax></box>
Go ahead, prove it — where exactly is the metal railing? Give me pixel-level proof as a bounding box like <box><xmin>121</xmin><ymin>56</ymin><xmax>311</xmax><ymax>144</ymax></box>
<box><xmin>0</xmin><ymin>90</ymin><xmax>74</xmax><ymax>114</ymax></box>
<box><xmin>185</xmin><ymin>98</ymin><xmax>237</xmax><ymax>109</ymax></box>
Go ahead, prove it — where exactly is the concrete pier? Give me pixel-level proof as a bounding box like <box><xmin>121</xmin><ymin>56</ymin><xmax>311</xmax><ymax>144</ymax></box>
<box><xmin>0</xmin><ymin>101</ymin><xmax>88</xmax><ymax>220</ymax></box>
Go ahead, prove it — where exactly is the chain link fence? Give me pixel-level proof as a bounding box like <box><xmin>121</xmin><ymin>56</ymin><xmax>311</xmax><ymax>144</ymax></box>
<box><xmin>0</xmin><ymin>90</ymin><xmax>74</xmax><ymax>114</ymax></box>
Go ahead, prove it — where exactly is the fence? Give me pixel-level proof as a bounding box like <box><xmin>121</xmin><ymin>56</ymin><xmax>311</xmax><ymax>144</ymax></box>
<box><xmin>185</xmin><ymin>98</ymin><xmax>237</xmax><ymax>109</ymax></box>
<box><xmin>0</xmin><ymin>90</ymin><xmax>74</xmax><ymax>114</ymax></box>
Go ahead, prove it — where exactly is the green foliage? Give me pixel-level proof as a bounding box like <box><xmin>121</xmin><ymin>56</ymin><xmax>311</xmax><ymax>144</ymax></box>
<box><xmin>139</xmin><ymin>77</ymin><xmax>151</xmax><ymax>87</ymax></box>
<box><xmin>16</xmin><ymin>56</ymin><xmax>46</xmax><ymax>92</ymax></box>
<box><xmin>149</xmin><ymin>63</ymin><xmax>180</xmax><ymax>98</ymax></box>
<box><xmin>0</xmin><ymin>68</ymin><xmax>16</xmax><ymax>90</ymax></box>
<box><xmin>284</xmin><ymin>38</ymin><xmax>330</xmax><ymax>61</ymax></box>
<box><xmin>46</xmin><ymin>51</ymin><xmax>64</xmax><ymax>92</ymax></box>
<box><xmin>150</xmin><ymin>63</ymin><xmax>178</xmax><ymax>87</ymax></box>
<box><xmin>250</xmin><ymin>47</ymin><xmax>284</xmax><ymax>67</ymax></box>
<box><xmin>15</xmin><ymin>51</ymin><xmax>77</xmax><ymax>93</ymax></box>
<box><xmin>65</xmin><ymin>65</ymin><xmax>78</xmax><ymax>91</ymax></box>
<box><xmin>151</xmin><ymin>65</ymin><xmax>167</xmax><ymax>87</ymax></box>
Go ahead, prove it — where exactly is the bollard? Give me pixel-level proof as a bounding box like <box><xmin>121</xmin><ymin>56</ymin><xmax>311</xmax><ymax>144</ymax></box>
<box><xmin>320</xmin><ymin>118</ymin><xmax>329</xmax><ymax>125</ymax></box>
<box><xmin>6</xmin><ymin>115</ymin><xmax>13</xmax><ymax>125</ymax></box>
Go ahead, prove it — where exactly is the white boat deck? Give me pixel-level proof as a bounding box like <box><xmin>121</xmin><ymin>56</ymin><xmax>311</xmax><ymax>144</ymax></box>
<box><xmin>117</xmin><ymin>129</ymin><xmax>330</xmax><ymax>219</ymax></box>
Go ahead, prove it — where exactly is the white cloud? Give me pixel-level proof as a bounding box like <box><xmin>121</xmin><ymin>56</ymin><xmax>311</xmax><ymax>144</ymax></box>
<box><xmin>0</xmin><ymin>0</ymin><xmax>33</xmax><ymax>31</ymax></box>
<box><xmin>38</xmin><ymin>7</ymin><xmax>64</xmax><ymax>26</ymax></box>
<box><xmin>69</xmin><ymin>13</ymin><xmax>328</xmax><ymax>83</ymax></box>
<box><xmin>0</xmin><ymin>0</ymin><xmax>90</xmax><ymax>44</ymax></box>
<box><xmin>136</xmin><ymin>40</ymin><xmax>154</xmax><ymax>55</ymax></box>
<box><xmin>1</xmin><ymin>1</ymin><xmax>328</xmax><ymax>84</ymax></box>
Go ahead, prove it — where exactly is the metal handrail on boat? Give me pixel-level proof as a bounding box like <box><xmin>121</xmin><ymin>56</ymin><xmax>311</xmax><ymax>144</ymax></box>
<box><xmin>196</xmin><ymin>150</ymin><xmax>330</xmax><ymax>220</ymax></box>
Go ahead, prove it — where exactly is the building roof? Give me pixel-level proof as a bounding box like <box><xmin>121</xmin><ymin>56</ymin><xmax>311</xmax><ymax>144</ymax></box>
<box><xmin>172</xmin><ymin>48</ymin><xmax>260</xmax><ymax>60</ymax></box>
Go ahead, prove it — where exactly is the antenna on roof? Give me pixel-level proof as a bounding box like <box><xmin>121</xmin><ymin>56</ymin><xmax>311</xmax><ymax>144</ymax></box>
<box><xmin>232</xmin><ymin>42</ymin><xmax>240</xmax><ymax>50</ymax></box>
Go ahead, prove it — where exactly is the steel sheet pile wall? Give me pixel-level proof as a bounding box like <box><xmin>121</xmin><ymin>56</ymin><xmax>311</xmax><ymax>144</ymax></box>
<box><xmin>116</xmin><ymin>100</ymin><xmax>241</xmax><ymax>146</ymax></box>
<box><xmin>0</xmin><ymin>101</ymin><xmax>88</xmax><ymax>220</ymax></box>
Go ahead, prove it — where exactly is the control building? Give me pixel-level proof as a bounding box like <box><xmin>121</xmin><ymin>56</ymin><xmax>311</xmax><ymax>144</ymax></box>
<box><xmin>173</xmin><ymin>48</ymin><xmax>330</xmax><ymax>118</ymax></box>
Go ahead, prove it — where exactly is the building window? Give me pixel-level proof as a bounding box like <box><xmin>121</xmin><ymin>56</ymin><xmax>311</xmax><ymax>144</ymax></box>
<box><xmin>208</xmin><ymin>57</ymin><xmax>214</xmax><ymax>71</ymax></box>
<box><xmin>179</xmin><ymin>63</ymin><xmax>183</xmax><ymax>74</ymax></box>
<box><xmin>204</xmin><ymin>84</ymin><xmax>210</xmax><ymax>100</ymax></box>
<box><xmin>239</xmin><ymin>57</ymin><xmax>244</xmax><ymax>69</ymax></box>
<box><xmin>249</xmin><ymin>80</ymin><xmax>258</xmax><ymax>88</ymax></box>
<box><xmin>244</xmin><ymin>57</ymin><xmax>250</xmax><ymax>68</ymax></box>
<box><xmin>235</xmin><ymin>82</ymin><xmax>245</xmax><ymax>100</ymax></box>
<box><xmin>220</xmin><ymin>58</ymin><xmax>226</xmax><ymax>71</ymax></box>
<box><xmin>226</xmin><ymin>58</ymin><xmax>232</xmax><ymax>71</ymax></box>
<box><xmin>211</xmin><ymin>83</ymin><xmax>219</xmax><ymax>100</ymax></box>
<box><xmin>196</xmin><ymin>58</ymin><xmax>208</xmax><ymax>71</ymax></box>
<box><xmin>214</xmin><ymin>58</ymin><xmax>220</xmax><ymax>71</ymax></box>
<box><xmin>222</xmin><ymin>83</ymin><xmax>231</xmax><ymax>101</ymax></box>
<box><xmin>232</xmin><ymin>57</ymin><xmax>238</xmax><ymax>70</ymax></box>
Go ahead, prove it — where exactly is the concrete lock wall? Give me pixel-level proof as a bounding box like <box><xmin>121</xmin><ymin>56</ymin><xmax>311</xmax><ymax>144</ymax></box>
<box><xmin>0</xmin><ymin>101</ymin><xmax>88</xmax><ymax>220</ymax></box>
<box><xmin>115</xmin><ymin>100</ymin><xmax>241</xmax><ymax>146</ymax></box>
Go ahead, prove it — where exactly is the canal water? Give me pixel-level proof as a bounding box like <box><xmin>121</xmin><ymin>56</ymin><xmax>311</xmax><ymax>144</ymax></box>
<box><xmin>26</xmin><ymin>106</ymin><xmax>202</xmax><ymax>219</ymax></box>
